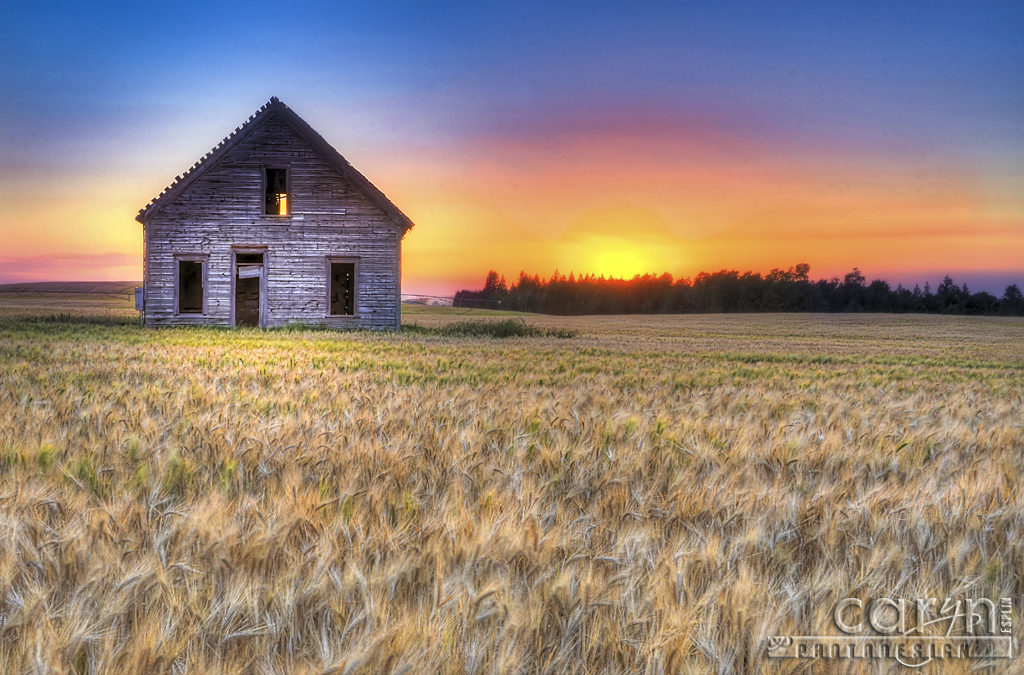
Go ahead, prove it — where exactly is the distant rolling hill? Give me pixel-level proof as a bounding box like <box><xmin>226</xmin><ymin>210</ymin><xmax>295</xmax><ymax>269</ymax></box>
<box><xmin>0</xmin><ymin>281</ymin><xmax>139</xmax><ymax>294</ymax></box>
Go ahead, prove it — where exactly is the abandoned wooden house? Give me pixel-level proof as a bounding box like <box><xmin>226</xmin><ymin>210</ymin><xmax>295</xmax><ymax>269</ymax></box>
<box><xmin>136</xmin><ymin>96</ymin><xmax>413</xmax><ymax>329</ymax></box>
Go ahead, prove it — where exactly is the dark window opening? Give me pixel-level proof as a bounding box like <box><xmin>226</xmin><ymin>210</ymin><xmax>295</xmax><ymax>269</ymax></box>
<box><xmin>178</xmin><ymin>260</ymin><xmax>203</xmax><ymax>313</ymax></box>
<box><xmin>265</xmin><ymin>168</ymin><xmax>288</xmax><ymax>215</ymax></box>
<box><xmin>330</xmin><ymin>262</ymin><xmax>355</xmax><ymax>315</ymax></box>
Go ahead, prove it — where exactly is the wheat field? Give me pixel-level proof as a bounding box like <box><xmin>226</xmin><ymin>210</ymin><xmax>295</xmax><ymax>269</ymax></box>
<box><xmin>0</xmin><ymin>294</ymin><xmax>1021</xmax><ymax>673</ymax></box>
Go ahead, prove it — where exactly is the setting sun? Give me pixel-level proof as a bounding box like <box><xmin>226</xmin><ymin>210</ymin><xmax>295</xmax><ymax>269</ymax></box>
<box><xmin>578</xmin><ymin>237</ymin><xmax>662</xmax><ymax>279</ymax></box>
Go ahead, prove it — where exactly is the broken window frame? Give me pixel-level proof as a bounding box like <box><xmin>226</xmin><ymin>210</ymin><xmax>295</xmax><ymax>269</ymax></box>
<box><xmin>326</xmin><ymin>256</ymin><xmax>358</xmax><ymax>317</ymax></box>
<box><xmin>263</xmin><ymin>167</ymin><xmax>290</xmax><ymax>216</ymax></box>
<box><xmin>174</xmin><ymin>254</ymin><xmax>208</xmax><ymax>315</ymax></box>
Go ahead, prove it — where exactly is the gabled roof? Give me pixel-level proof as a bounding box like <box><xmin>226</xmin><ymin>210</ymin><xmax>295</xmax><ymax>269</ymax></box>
<box><xmin>135</xmin><ymin>97</ymin><xmax>414</xmax><ymax>234</ymax></box>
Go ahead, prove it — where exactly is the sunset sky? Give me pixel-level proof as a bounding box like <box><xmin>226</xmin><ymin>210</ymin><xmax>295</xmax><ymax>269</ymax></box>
<box><xmin>1</xmin><ymin>1</ymin><xmax>1022</xmax><ymax>295</ymax></box>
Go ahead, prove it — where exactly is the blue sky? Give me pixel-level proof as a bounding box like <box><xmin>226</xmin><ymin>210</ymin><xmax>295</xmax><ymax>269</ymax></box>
<box><xmin>1</xmin><ymin>1</ymin><xmax>1021</xmax><ymax>292</ymax></box>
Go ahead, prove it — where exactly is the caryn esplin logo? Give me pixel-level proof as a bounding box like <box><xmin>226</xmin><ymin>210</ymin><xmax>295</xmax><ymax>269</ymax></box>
<box><xmin>767</xmin><ymin>596</ymin><xmax>1013</xmax><ymax>667</ymax></box>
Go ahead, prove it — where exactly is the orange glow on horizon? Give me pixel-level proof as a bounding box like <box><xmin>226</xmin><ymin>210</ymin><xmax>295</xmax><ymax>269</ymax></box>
<box><xmin>1</xmin><ymin>118</ymin><xmax>1021</xmax><ymax>292</ymax></box>
<box><xmin>385</xmin><ymin>117</ymin><xmax>1023</xmax><ymax>292</ymax></box>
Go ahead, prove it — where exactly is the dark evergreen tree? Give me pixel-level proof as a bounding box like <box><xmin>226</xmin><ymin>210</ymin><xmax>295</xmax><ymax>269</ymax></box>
<box><xmin>454</xmin><ymin>267</ymin><xmax>1021</xmax><ymax>316</ymax></box>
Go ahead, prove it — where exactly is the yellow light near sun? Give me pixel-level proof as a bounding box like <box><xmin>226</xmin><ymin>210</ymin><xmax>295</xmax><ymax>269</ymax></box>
<box><xmin>588</xmin><ymin>249</ymin><xmax>645</xmax><ymax>279</ymax></box>
<box><xmin>583</xmin><ymin>238</ymin><xmax>657</xmax><ymax>279</ymax></box>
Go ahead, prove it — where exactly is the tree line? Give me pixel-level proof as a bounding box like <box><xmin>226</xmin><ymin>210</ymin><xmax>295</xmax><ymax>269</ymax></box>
<box><xmin>454</xmin><ymin>265</ymin><xmax>1024</xmax><ymax>316</ymax></box>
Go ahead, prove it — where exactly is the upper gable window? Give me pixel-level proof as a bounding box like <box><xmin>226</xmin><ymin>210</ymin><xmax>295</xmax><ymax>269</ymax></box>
<box><xmin>264</xmin><ymin>168</ymin><xmax>288</xmax><ymax>215</ymax></box>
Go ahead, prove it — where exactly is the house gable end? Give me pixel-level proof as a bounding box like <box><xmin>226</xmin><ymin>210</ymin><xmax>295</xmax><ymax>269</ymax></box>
<box><xmin>136</xmin><ymin>97</ymin><xmax>414</xmax><ymax>234</ymax></box>
<box><xmin>148</xmin><ymin>112</ymin><xmax>388</xmax><ymax>224</ymax></box>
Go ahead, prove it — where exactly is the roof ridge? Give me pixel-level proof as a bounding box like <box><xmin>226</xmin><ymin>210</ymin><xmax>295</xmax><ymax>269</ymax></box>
<box><xmin>136</xmin><ymin>97</ymin><xmax>282</xmax><ymax>219</ymax></box>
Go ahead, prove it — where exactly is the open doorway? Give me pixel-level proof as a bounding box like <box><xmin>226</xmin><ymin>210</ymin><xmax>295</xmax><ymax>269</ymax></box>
<box><xmin>234</xmin><ymin>252</ymin><xmax>264</xmax><ymax>327</ymax></box>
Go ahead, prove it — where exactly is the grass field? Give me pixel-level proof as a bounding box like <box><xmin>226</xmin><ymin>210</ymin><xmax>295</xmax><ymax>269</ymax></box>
<box><xmin>0</xmin><ymin>291</ymin><xmax>1021</xmax><ymax>673</ymax></box>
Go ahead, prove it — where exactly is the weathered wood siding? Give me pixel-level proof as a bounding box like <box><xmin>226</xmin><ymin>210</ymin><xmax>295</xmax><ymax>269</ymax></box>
<box><xmin>142</xmin><ymin>113</ymin><xmax>402</xmax><ymax>330</ymax></box>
